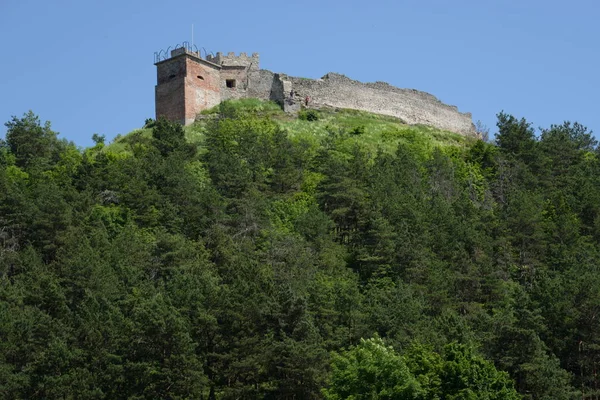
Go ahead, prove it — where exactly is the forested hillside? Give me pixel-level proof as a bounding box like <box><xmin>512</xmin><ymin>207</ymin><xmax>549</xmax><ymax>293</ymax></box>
<box><xmin>1</xmin><ymin>101</ymin><xmax>599</xmax><ymax>399</ymax></box>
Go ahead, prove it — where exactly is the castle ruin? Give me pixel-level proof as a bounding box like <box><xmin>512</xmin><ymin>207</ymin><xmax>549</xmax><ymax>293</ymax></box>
<box><xmin>154</xmin><ymin>45</ymin><xmax>477</xmax><ymax>137</ymax></box>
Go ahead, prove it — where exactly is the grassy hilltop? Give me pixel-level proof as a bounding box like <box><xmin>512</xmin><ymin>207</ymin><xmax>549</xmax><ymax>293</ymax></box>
<box><xmin>109</xmin><ymin>99</ymin><xmax>472</xmax><ymax>156</ymax></box>
<box><xmin>1</xmin><ymin>101</ymin><xmax>598</xmax><ymax>399</ymax></box>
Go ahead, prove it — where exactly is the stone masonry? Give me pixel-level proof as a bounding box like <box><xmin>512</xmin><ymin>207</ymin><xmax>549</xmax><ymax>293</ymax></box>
<box><xmin>155</xmin><ymin>47</ymin><xmax>477</xmax><ymax>137</ymax></box>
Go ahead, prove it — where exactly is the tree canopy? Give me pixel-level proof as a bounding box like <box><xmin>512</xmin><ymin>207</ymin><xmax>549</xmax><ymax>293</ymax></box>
<box><xmin>0</xmin><ymin>104</ymin><xmax>596</xmax><ymax>398</ymax></box>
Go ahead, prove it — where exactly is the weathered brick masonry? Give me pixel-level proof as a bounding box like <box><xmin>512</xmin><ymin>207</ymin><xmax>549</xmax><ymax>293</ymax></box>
<box><xmin>155</xmin><ymin>48</ymin><xmax>221</xmax><ymax>125</ymax></box>
<box><xmin>155</xmin><ymin>47</ymin><xmax>477</xmax><ymax>137</ymax></box>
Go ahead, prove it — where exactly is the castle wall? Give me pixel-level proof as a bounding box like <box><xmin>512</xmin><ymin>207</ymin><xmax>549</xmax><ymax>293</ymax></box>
<box><xmin>183</xmin><ymin>57</ymin><xmax>220</xmax><ymax>125</ymax></box>
<box><xmin>283</xmin><ymin>73</ymin><xmax>476</xmax><ymax>137</ymax></box>
<box><xmin>221</xmin><ymin>88</ymin><xmax>248</xmax><ymax>101</ymax></box>
<box><xmin>206</xmin><ymin>52</ymin><xmax>260</xmax><ymax>70</ymax></box>
<box><xmin>220</xmin><ymin>66</ymin><xmax>250</xmax><ymax>101</ymax></box>
<box><xmin>156</xmin><ymin>80</ymin><xmax>185</xmax><ymax>124</ymax></box>
<box><xmin>247</xmin><ymin>70</ymin><xmax>283</xmax><ymax>105</ymax></box>
<box><xmin>155</xmin><ymin>47</ymin><xmax>476</xmax><ymax>136</ymax></box>
<box><xmin>220</xmin><ymin>67</ymin><xmax>249</xmax><ymax>89</ymax></box>
<box><xmin>155</xmin><ymin>56</ymin><xmax>187</xmax><ymax>123</ymax></box>
<box><xmin>202</xmin><ymin>52</ymin><xmax>263</xmax><ymax>105</ymax></box>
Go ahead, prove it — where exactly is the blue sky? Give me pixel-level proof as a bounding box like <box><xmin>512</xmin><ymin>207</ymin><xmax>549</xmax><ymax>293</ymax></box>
<box><xmin>1</xmin><ymin>0</ymin><xmax>598</xmax><ymax>147</ymax></box>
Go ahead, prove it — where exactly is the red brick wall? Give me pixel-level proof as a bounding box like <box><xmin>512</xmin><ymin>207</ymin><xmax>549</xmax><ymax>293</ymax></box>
<box><xmin>155</xmin><ymin>55</ymin><xmax>221</xmax><ymax>125</ymax></box>
<box><xmin>183</xmin><ymin>58</ymin><xmax>220</xmax><ymax>124</ymax></box>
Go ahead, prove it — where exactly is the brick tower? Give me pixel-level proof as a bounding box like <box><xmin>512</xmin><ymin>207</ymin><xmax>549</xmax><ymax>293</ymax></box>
<box><xmin>154</xmin><ymin>47</ymin><xmax>221</xmax><ymax>125</ymax></box>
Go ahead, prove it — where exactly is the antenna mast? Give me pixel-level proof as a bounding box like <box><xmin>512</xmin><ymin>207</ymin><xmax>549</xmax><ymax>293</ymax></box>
<box><xmin>191</xmin><ymin>24</ymin><xmax>194</xmax><ymax>52</ymax></box>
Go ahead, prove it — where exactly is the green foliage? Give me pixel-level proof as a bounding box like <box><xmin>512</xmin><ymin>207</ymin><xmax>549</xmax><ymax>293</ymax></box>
<box><xmin>202</xmin><ymin>98</ymin><xmax>283</xmax><ymax>117</ymax></box>
<box><xmin>323</xmin><ymin>337</ymin><xmax>422</xmax><ymax>400</ymax></box>
<box><xmin>325</xmin><ymin>339</ymin><xmax>520</xmax><ymax>399</ymax></box>
<box><xmin>350</xmin><ymin>125</ymin><xmax>366</xmax><ymax>135</ymax></box>
<box><xmin>152</xmin><ymin>116</ymin><xmax>191</xmax><ymax>157</ymax></box>
<box><xmin>4</xmin><ymin>111</ymin><xmax>62</xmax><ymax>169</ymax></box>
<box><xmin>299</xmin><ymin>109</ymin><xmax>320</xmax><ymax>121</ymax></box>
<box><xmin>437</xmin><ymin>343</ymin><xmax>521</xmax><ymax>399</ymax></box>
<box><xmin>144</xmin><ymin>118</ymin><xmax>156</xmax><ymax>128</ymax></box>
<box><xmin>495</xmin><ymin>112</ymin><xmax>537</xmax><ymax>158</ymax></box>
<box><xmin>2</xmin><ymin>108</ymin><xmax>598</xmax><ymax>398</ymax></box>
<box><xmin>92</xmin><ymin>133</ymin><xmax>106</xmax><ymax>145</ymax></box>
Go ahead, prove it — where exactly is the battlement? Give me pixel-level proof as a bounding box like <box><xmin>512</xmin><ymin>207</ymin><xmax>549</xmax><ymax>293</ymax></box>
<box><xmin>206</xmin><ymin>52</ymin><xmax>259</xmax><ymax>69</ymax></box>
<box><xmin>170</xmin><ymin>47</ymin><xmax>200</xmax><ymax>59</ymax></box>
<box><xmin>154</xmin><ymin>42</ymin><xmax>208</xmax><ymax>64</ymax></box>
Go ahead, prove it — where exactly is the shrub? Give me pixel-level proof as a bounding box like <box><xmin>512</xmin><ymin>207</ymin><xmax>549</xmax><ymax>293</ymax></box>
<box><xmin>299</xmin><ymin>109</ymin><xmax>319</xmax><ymax>121</ymax></box>
<box><xmin>144</xmin><ymin>118</ymin><xmax>156</xmax><ymax>128</ymax></box>
<box><xmin>350</xmin><ymin>125</ymin><xmax>366</xmax><ymax>135</ymax></box>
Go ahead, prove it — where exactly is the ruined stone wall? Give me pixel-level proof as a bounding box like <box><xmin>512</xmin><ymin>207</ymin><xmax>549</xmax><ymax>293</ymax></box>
<box><xmin>220</xmin><ymin>66</ymin><xmax>249</xmax><ymax>101</ymax></box>
<box><xmin>220</xmin><ymin>67</ymin><xmax>249</xmax><ymax>89</ymax></box>
<box><xmin>206</xmin><ymin>52</ymin><xmax>260</xmax><ymax>70</ymax></box>
<box><xmin>247</xmin><ymin>70</ymin><xmax>284</xmax><ymax>105</ymax></box>
<box><xmin>221</xmin><ymin>87</ymin><xmax>248</xmax><ymax>101</ymax></box>
<box><xmin>156</xmin><ymin>47</ymin><xmax>476</xmax><ymax>135</ymax></box>
<box><xmin>278</xmin><ymin>73</ymin><xmax>476</xmax><ymax>137</ymax></box>
<box><xmin>203</xmin><ymin>52</ymin><xmax>263</xmax><ymax>104</ymax></box>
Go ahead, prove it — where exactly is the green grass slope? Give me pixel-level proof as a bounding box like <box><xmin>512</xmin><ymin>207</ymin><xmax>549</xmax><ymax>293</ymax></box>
<box><xmin>106</xmin><ymin>99</ymin><xmax>476</xmax><ymax>156</ymax></box>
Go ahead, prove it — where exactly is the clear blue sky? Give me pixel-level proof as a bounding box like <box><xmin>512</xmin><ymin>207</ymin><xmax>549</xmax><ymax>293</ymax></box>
<box><xmin>1</xmin><ymin>0</ymin><xmax>598</xmax><ymax>147</ymax></box>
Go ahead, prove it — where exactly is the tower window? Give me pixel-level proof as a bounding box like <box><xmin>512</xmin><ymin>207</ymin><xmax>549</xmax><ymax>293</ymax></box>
<box><xmin>169</xmin><ymin>74</ymin><xmax>176</xmax><ymax>79</ymax></box>
<box><xmin>197</xmin><ymin>75</ymin><xmax>204</xmax><ymax>80</ymax></box>
<box><xmin>226</xmin><ymin>79</ymin><xmax>236</xmax><ymax>88</ymax></box>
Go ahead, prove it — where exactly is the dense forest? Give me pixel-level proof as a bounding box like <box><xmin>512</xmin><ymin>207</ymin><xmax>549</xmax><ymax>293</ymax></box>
<box><xmin>1</xmin><ymin>101</ymin><xmax>599</xmax><ymax>399</ymax></box>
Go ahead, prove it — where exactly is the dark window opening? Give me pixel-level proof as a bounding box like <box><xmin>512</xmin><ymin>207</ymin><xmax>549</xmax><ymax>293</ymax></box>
<box><xmin>197</xmin><ymin>75</ymin><xmax>204</xmax><ymax>80</ymax></box>
<box><xmin>226</xmin><ymin>79</ymin><xmax>236</xmax><ymax>88</ymax></box>
<box><xmin>168</xmin><ymin>74</ymin><xmax>176</xmax><ymax>80</ymax></box>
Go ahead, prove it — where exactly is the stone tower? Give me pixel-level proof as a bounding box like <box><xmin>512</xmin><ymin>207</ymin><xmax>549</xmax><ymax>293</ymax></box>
<box><xmin>154</xmin><ymin>47</ymin><xmax>221</xmax><ymax>125</ymax></box>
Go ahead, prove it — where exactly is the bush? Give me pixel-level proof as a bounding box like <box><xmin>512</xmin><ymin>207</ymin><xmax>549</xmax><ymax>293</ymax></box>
<box><xmin>299</xmin><ymin>109</ymin><xmax>319</xmax><ymax>122</ymax></box>
<box><xmin>350</xmin><ymin>125</ymin><xmax>366</xmax><ymax>135</ymax></box>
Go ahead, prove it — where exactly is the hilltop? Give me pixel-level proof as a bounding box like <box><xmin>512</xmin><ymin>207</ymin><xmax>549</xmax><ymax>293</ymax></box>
<box><xmin>110</xmin><ymin>99</ymin><xmax>475</xmax><ymax>155</ymax></box>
